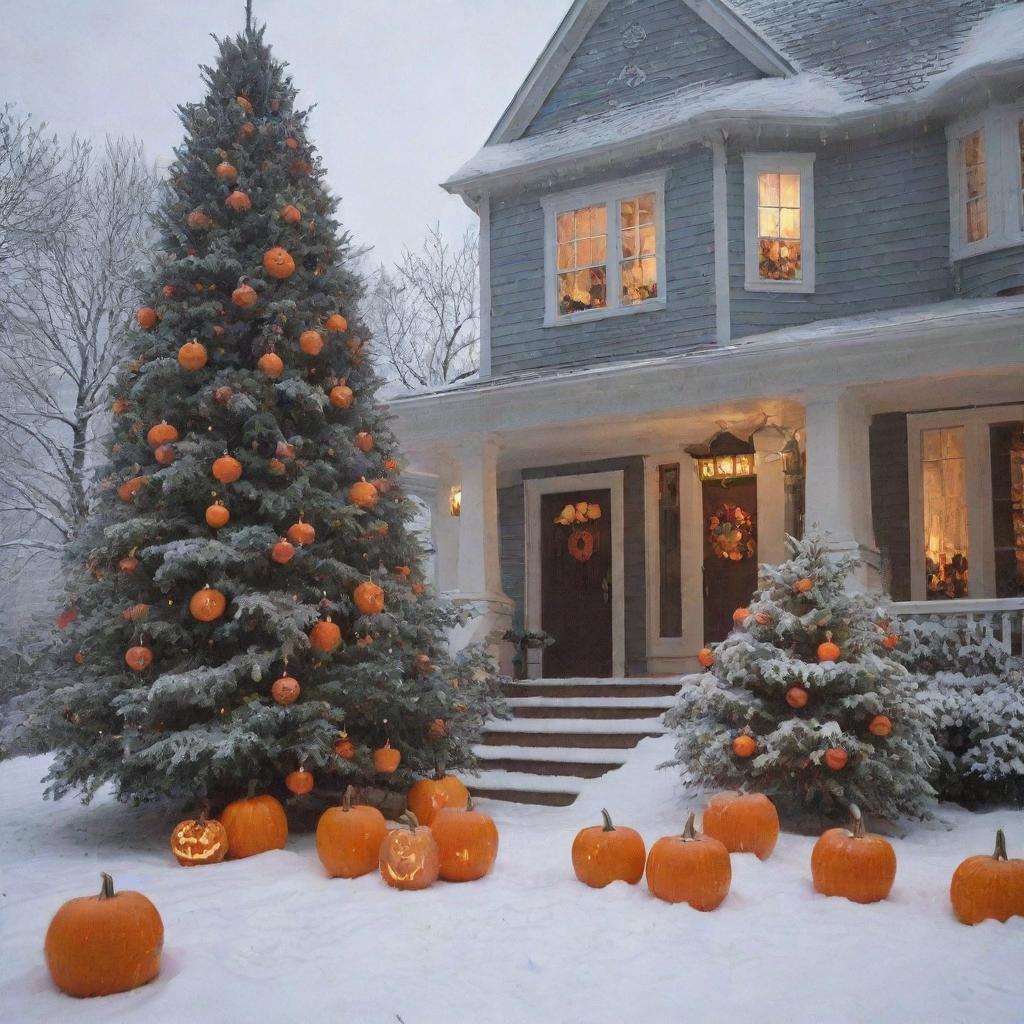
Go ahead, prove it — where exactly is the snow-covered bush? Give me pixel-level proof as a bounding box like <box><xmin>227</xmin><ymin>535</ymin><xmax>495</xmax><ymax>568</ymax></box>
<box><xmin>891</xmin><ymin>618</ymin><xmax>1024</xmax><ymax>808</ymax></box>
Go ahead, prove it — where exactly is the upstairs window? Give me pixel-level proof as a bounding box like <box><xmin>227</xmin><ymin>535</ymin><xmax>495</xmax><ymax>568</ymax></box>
<box><xmin>542</xmin><ymin>173</ymin><xmax>666</xmax><ymax>325</ymax></box>
<box><xmin>962</xmin><ymin>130</ymin><xmax>988</xmax><ymax>243</ymax></box>
<box><xmin>743</xmin><ymin>153</ymin><xmax>815</xmax><ymax>293</ymax></box>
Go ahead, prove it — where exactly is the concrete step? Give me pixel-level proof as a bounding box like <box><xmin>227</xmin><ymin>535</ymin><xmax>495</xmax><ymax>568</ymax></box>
<box><xmin>481</xmin><ymin>717</ymin><xmax>666</xmax><ymax>749</ymax></box>
<box><xmin>501</xmin><ymin>678</ymin><xmax>681</xmax><ymax>699</ymax></box>
<box><xmin>506</xmin><ymin>695</ymin><xmax>673</xmax><ymax>720</ymax></box>
<box><xmin>473</xmin><ymin>743</ymin><xmax>625</xmax><ymax>779</ymax></box>
<box><xmin>466</xmin><ymin>769</ymin><xmax>581</xmax><ymax>807</ymax></box>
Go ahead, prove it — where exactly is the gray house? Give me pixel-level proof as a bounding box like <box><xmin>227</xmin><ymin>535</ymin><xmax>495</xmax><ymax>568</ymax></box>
<box><xmin>392</xmin><ymin>0</ymin><xmax>1024</xmax><ymax>686</ymax></box>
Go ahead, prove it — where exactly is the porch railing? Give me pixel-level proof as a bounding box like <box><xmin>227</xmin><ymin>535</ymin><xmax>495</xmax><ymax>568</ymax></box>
<box><xmin>889</xmin><ymin>598</ymin><xmax>1024</xmax><ymax>659</ymax></box>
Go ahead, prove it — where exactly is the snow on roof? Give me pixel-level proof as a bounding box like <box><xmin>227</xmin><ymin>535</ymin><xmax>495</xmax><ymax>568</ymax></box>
<box><xmin>446</xmin><ymin>0</ymin><xmax>1022</xmax><ymax>192</ymax></box>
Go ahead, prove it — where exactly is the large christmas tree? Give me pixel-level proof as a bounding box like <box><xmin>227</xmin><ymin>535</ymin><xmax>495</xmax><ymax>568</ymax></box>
<box><xmin>664</xmin><ymin>535</ymin><xmax>938</xmax><ymax>820</ymax></box>
<box><xmin>39</xmin><ymin>16</ymin><xmax>502</xmax><ymax>805</ymax></box>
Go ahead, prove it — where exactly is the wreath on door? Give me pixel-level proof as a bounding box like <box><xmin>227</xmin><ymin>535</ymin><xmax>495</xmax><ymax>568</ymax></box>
<box><xmin>567</xmin><ymin>527</ymin><xmax>595</xmax><ymax>563</ymax></box>
<box><xmin>554</xmin><ymin>501</ymin><xmax>602</xmax><ymax>563</ymax></box>
<box><xmin>708</xmin><ymin>502</ymin><xmax>756</xmax><ymax>561</ymax></box>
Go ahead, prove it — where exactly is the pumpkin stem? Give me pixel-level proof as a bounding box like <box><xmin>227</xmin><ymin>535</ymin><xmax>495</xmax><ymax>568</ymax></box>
<box><xmin>993</xmin><ymin>829</ymin><xmax>1008</xmax><ymax>861</ymax></box>
<box><xmin>343</xmin><ymin>785</ymin><xmax>355</xmax><ymax>812</ymax></box>
<box><xmin>246</xmin><ymin>779</ymin><xmax>257</xmax><ymax>799</ymax></box>
<box><xmin>400</xmin><ymin>811</ymin><xmax>420</xmax><ymax>832</ymax></box>
<box><xmin>600</xmin><ymin>808</ymin><xmax>615</xmax><ymax>832</ymax></box>
<box><xmin>466</xmin><ymin>795</ymin><xmax>475</xmax><ymax>812</ymax></box>
<box><xmin>98</xmin><ymin>873</ymin><xmax>115</xmax><ymax>900</ymax></box>
<box><xmin>434</xmin><ymin>755</ymin><xmax>447</xmax><ymax>781</ymax></box>
<box><xmin>849</xmin><ymin>804</ymin><xmax>865</xmax><ymax>839</ymax></box>
<box><xmin>681</xmin><ymin>812</ymin><xmax>697</xmax><ymax>841</ymax></box>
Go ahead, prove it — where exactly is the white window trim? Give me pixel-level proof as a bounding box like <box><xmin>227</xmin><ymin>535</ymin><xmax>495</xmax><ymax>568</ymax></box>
<box><xmin>906</xmin><ymin>404</ymin><xmax>1024</xmax><ymax>602</ymax></box>
<box><xmin>742</xmin><ymin>152</ymin><xmax>816</xmax><ymax>294</ymax></box>
<box><xmin>947</xmin><ymin>104</ymin><xmax>1024</xmax><ymax>261</ymax></box>
<box><xmin>541</xmin><ymin>171</ymin><xmax>668</xmax><ymax>327</ymax></box>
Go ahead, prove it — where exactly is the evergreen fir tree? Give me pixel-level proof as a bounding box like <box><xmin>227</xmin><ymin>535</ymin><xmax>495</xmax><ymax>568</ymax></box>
<box><xmin>36</xmin><ymin>17</ymin><xmax>503</xmax><ymax>805</ymax></box>
<box><xmin>892</xmin><ymin>619</ymin><xmax>1024</xmax><ymax>808</ymax></box>
<box><xmin>664</xmin><ymin>534</ymin><xmax>938</xmax><ymax>820</ymax></box>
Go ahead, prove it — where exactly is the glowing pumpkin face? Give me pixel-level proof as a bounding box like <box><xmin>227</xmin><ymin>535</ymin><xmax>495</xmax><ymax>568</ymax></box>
<box><xmin>378</xmin><ymin>813</ymin><xmax>439</xmax><ymax>891</ymax></box>
<box><xmin>170</xmin><ymin>815</ymin><xmax>229</xmax><ymax>866</ymax></box>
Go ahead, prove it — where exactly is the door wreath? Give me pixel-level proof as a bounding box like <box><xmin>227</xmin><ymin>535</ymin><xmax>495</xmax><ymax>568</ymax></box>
<box><xmin>567</xmin><ymin>527</ymin><xmax>595</xmax><ymax>563</ymax></box>
<box><xmin>708</xmin><ymin>503</ymin><xmax>756</xmax><ymax>561</ymax></box>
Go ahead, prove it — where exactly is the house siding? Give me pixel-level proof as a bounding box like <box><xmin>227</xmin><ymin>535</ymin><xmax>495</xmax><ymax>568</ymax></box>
<box><xmin>869</xmin><ymin>413</ymin><xmax>911</xmax><ymax>601</ymax></box>
<box><xmin>729</xmin><ymin>130</ymin><xmax>954</xmax><ymax>337</ymax></box>
<box><xmin>525</xmin><ymin>0</ymin><xmax>762</xmax><ymax>137</ymax></box>
<box><xmin>488</xmin><ymin>147</ymin><xmax>716</xmax><ymax>377</ymax></box>
<box><xmin>957</xmin><ymin>245</ymin><xmax>1024</xmax><ymax>297</ymax></box>
<box><xmin>498</xmin><ymin>457</ymin><xmax>648</xmax><ymax>674</ymax></box>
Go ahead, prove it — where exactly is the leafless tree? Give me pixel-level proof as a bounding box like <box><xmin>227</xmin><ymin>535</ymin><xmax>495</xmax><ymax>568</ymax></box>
<box><xmin>0</xmin><ymin>134</ymin><xmax>159</xmax><ymax>588</ymax></box>
<box><xmin>365</xmin><ymin>223</ymin><xmax>479</xmax><ymax>390</ymax></box>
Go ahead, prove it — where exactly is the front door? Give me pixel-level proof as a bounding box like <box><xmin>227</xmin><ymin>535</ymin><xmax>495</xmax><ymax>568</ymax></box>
<box><xmin>702</xmin><ymin>478</ymin><xmax>759</xmax><ymax>644</ymax></box>
<box><xmin>541</xmin><ymin>489</ymin><xmax>613</xmax><ymax>677</ymax></box>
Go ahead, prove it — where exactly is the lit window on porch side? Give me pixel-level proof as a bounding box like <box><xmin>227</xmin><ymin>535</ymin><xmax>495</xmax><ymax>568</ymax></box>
<box><xmin>620</xmin><ymin>192</ymin><xmax>658</xmax><ymax>304</ymax></box>
<box><xmin>556</xmin><ymin>204</ymin><xmax>607</xmax><ymax>316</ymax></box>
<box><xmin>991</xmin><ymin>422</ymin><xmax>1024</xmax><ymax>598</ymax></box>
<box><xmin>757</xmin><ymin>172</ymin><xmax>801</xmax><ymax>281</ymax></box>
<box><xmin>963</xmin><ymin>130</ymin><xmax>988</xmax><ymax>243</ymax></box>
<box><xmin>922</xmin><ymin>426</ymin><xmax>969</xmax><ymax>599</ymax></box>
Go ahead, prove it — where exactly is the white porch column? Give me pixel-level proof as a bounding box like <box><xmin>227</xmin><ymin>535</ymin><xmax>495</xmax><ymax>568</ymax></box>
<box><xmin>803</xmin><ymin>389</ymin><xmax>881</xmax><ymax>590</ymax></box>
<box><xmin>449</xmin><ymin>435</ymin><xmax>515</xmax><ymax>674</ymax></box>
<box><xmin>752</xmin><ymin>426</ymin><xmax>788</xmax><ymax>567</ymax></box>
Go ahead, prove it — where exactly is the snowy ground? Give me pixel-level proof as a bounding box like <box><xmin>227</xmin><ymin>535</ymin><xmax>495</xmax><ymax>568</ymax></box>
<box><xmin>1</xmin><ymin>739</ymin><xmax>1022</xmax><ymax>1024</ymax></box>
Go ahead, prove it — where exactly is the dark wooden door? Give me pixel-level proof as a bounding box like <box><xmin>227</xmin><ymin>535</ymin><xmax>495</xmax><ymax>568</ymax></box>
<box><xmin>541</xmin><ymin>489</ymin><xmax>613</xmax><ymax>678</ymax></box>
<box><xmin>702</xmin><ymin>478</ymin><xmax>758</xmax><ymax>644</ymax></box>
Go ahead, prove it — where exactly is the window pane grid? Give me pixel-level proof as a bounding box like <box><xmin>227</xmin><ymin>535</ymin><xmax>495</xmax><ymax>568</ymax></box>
<box><xmin>922</xmin><ymin>426</ymin><xmax>969</xmax><ymax>599</ymax></box>
<box><xmin>619</xmin><ymin>192</ymin><xmax>658</xmax><ymax>305</ymax></box>
<box><xmin>556</xmin><ymin>203</ymin><xmax>608</xmax><ymax>316</ymax></box>
<box><xmin>963</xmin><ymin>130</ymin><xmax>988</xmax><ymax>243</ymax></box>
<box><xmin>757</xmin><ymin>171</ymin><xmax>802</xmax><ymax>282</ymax></box>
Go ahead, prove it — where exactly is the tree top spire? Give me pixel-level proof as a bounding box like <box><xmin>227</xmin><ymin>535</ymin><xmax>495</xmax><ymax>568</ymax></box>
<box><xmin>245</xmin><ymin>0</ymin><xmax>253</xmax><ymax>32</ymax></box>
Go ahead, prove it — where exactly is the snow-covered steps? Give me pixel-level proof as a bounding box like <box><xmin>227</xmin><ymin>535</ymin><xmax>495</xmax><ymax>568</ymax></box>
<box><xmin>470</xmin><ymin>677</ymin><xmax>680</xmax><ymax>806</ymax></box>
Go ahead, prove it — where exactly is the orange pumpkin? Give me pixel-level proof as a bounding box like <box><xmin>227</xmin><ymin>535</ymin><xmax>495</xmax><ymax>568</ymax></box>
<box><xmin>353</xmin><ymin>580</ymin><xmax>384</xmax><ymax>616</ymax></box>
<box><xmin>280</xmin><ymin>204</ymin><xmax>302</xmax><ymax>224</ymax></box>
<box><xmin>178</xmin><ymin>340</ymin><xmax>208</xmax><ymax>370</ymax></box>
<box><xmin>258</xmin><ymin>351</ymin><xmax>284</xmax><ymax>379</ymax></box>
<box><xmin>236</xmin><ymin>95</ymin><xmax>253</xmax><ymax>114</ymax></box>
<box><xmin>732</xmin><ymin>607</ymin><xmax>749</xmax><ymax>625</ymax></box>
<box><xmin>154</xmin><ymin>444</ymin><xmax>175</xmax><ymax>466</ymax></box>
<box><xmin>136</xmin><ymin>306</ymin><xmax>158</xmax><ymax>330</ymax></box>
<box><xmin>224</xmin><ymin>189</ymin><xmax>251</xmax><ymax>212</ymax></box>
<box><xmin>268</xmin><ymin>457</ymin><xmax>286</xmax><ymax>476</ymax></box>
<box><xmin>45</xmin><ymin>873</ymin><xmax>163</xmax><ymax>998</ymax></box>
<box><xmin>146</xmin><ymin>421</ymin><xmax>178</xmax><ymax>448</ymax></box>
<box><xmin>285</xmin><ymin>767</ymin><xmax>314</xmax><ymax>795</ymax></box>
<box><xmin>701</xmin><ymin>792</ymin><xmax>779</xmax><ymax>860</ymax></box>
<box><xmin>221</xmin><ymin>790</ymin><xmax>288</xmax><ymax>859</ymax></box>
<box><xmin>125</xmin><ymin>646</ymin><xmax>153</xmax><ymax>672</ymax></box>
<box><xmin>354</xmin><ymin>431</ymin><xmax>373</xmax><ymax>453</ymax></box>
<box><xmin>186</xmin><ymin>209</ymin><xmax>213</xmax><ymax>231</ymax></box>
<box><xmin>232</xmin><ymin>282</ymin><xmax>258</xmax><ymax>308</ymax></box>
<box><xmin>309</xmin><ymin>618</ymin><xmax>342</xmax><ymax>652</ymax></box>
<box><xmin>316</xmin><ymin>786</ymin><xmax>388</xmax><ymax>878</ymax></box>
<box><xmin>811</xmin><ymin>805</ymin><xmax>896</xmax><ymax>904</ymax></box>
<box><xmin>732</xmin><ymin>734</ymin><xmax>756</xmax><ymax>758</ymax></box>
<box><xmin>334</xmin><ymin>733</ymin><xmax>357</xmax><ymax>760</ymax></box>
<box><xmin>868</xmin><ymin>714</ymin><xmax>893</xmax><ymax>737</ymax></box>
<box><xmin>785</xmin><ymin>686</ymin><xmax>809</xmax><ymax>709</ymax></box>
<box><xmin>118</xmin><ymin>555</ymin><xmax>139</xmax><ymax>574</ymax></box>
<box><xmin>271</xmin><ymin>538</ymin><xmax>295</xmax><ymax>565</ymax></box>
<box><xmin>793</xmin><ymin>577</ymin><xmax>814</xmax><ymax>593</ymax></box>
<box><xmin>571</xmin><ymin>808</ymin><xmax>646</xmax><ymax>888</ymax></box>
<box><xmin>817</xmin><ymin>631</ymin><xmax>841</xmax><ymax>663</ymax></box>
<box><xmin>324</xmin><ymin>313</ymin><xmax>348</xmax><ymax>333</ymax></box>
<box><xmin>349</xmin><ymin>479</ymin><xmax>378</xmax><ymax>508</ymax></box>
<box><xmin>205</xmin><ymin>502</ymin><xmax>229</xmax><ymax>528</ymax></box>
<box><xmin>286</xmin><ymin>518</ymin><xmax>315</xmax><ymax>546</ymax></box>
<box><xmin>118</xmin><ymin>476</ymin><xmax>146</xmax><ymax>503</ymax></box>
<box><xmin>433</xmin><ymin>798</ymin><xmax>500</xmax><ymax>882</ymax></box>
<box><xmin>950</xmin><ymin>830</ymin><xmax>1024</xmax><ymax>925</ymax></box>
<box><xmin>170</xmin><ymin>814</ymin><xmax>229</xmax><ymax>866</ymax></box>
<box><xmin>214</xmin><ymin>161</ymin><xmax>237</xmax><ymax>181</ymax></box>
<box><xmin>263</xmin><ymin>246</ymin><xmax>296</xmax><ymax>280</ymax></box>
<box><xmin>697</xmin><ymin>647</ymin><xmax>714</xmax><ymax>668</ymax></box>
<box><xmin>373</xmin><ymin>740</ymin><xmax>401</xmax><ymax>773</ymax></box>
<box><xmin>824</xmin><ymin>747</ymin><xmax>849</xmax><ymax>771</ymax></box>
<box><xmin>379</xmin><ymin>812</ymin><xmax>440</xmax><ymax>891</ymax></box>
<box><xmin>646</xmin><ymin>813</ymin><xmax>732</xmax><ymax>910</ymax></box>
<box><xmin>407</xmin><ymin>767</ymin><xmax>469</xmax><ymax>826</ymax></box>
<box><xmin>299</xmin><ymin>329</ymin><xmax>324</xmax><ymax>355</ymax></box>
<box><xmin>272</xmin><ymin>674</ymin><xmax>301</xmax><ymax>705</ymax></box>
<box><xmin>329</xmin><ymin>383</ymin><xmax>354</xmax><ymax>409</ymax></box>
<box><xmin>189</xmin><ymin>585</ymin><xmax>226</xmax><ymax>622</ymax></box>
<box><xmin>212</xmin><ymin>454</ymin><xmax>242</xmax><ymax>483</ymax></box>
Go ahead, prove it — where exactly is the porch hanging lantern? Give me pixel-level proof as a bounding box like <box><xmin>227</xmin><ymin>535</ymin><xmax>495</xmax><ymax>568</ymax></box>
<box><xmin>448</xmin><ymin>486</ymin><xmax>462</xmax><ymax>517</ymax></box>
<box><xmin>686</xmin><ymin>430</ymin><xmax>756</xmax><ymax>482</ymax></box>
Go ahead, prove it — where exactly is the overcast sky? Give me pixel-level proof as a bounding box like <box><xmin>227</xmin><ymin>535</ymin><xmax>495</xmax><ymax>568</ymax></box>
<box><xmin>0</xmin><ymin>0</ymin><xmax>566</xmax><ymax>267</ymax></box>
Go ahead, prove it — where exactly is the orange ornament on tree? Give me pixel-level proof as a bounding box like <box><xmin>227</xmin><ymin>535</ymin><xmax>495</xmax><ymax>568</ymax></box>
<box><xmin>414</xmin><ymin>654</ymin><xmax>433</xmax><ymax>675</ymax></box>
<box><xmin>258</xmin><ymin>352</ymin><xmax>284</xmax><ymax>379</ymax></box>
<box><xmin>334</xmin><ymin>734</ymin><xmax>356</xmax><ymax>760</ymax></box>
<box><xmin>189</xmin><ymin>586</ymin><xmax>226</xmax><ymax>622</ymax></box>
<box><xmin>154</xmin><ymin>444</ymin><xmax>175</xmax><ymax>466</ymax></box>
<box><xmin>309</xmin><ymin>618</ymin><xmax>342</xmax><ymax>652</ymax></box>
<box><xmin>427</xmin><ymin>719</ymin><xmax>448</xmax><ymax>741</ymax></box>
<box><xmin>136</xmin><ymin>306</ymin><xmax>158</xmax><ymax>330</ymax></box>
<box><xmin>732</xmin><ymin>734</ymin><xmax>756</xmax><ymax>758</ymax></box>
<box><xmin>125</xmin><ymin>646</ymin><xmax>153</xmax><ymax>672</ymax></box>
<box><xmin>697</xmin><ymin>647</ymin><xmax>714</xmax><ymax>668</ymax></box>
<box><xmin>824</xmin><ymin>747</ymin><xmax>849</xmax><ymax>771</ymax></box>
<box><xmin>384</xmin><ymin>457</ymin><xmax>399</xmax><ymax>472</ymax></box>
<box><xmin>280</xmin><ymin>204</ymin><xmax>302</xmax><ymax>224</ymax></box>
<box><xmin>353</xmin><ymin>581</ymin><xmax>385</xmax><ymax>615</ymax></box>
<box><xmin>146</xmin><ymin>421</ymin><xmax>178</xmax><ymax>448</ymax></box>
<box><xmin>186</xmin><ymin>209</ymin><xmax>213</xmax><ymax>231</ymax></box>
<box><xmin>285</xmin><ymin>768</ymin><xmax>314</xmax><ymax>795</ymax></box>
<box><xmin>272</xmin><ymin>673</ymin><xmax>301</xmax><ymax>705</ymax></box>
<box><xmin>785</xmin><ymin>686</ymin><xmax>809</xmax><ymax>709</ymax></box>
<box><xmin>329</xmin><ymin>383</ymin><xmax>354</xmax><ymax>409</ymax></box>
<box><xmin>235</xmin><ymin>95</ymin><xmax>253</xmax><ymax>114</ymax></box>
<box><xmin>817</xmin><ymin>632</ymin><xmax>841</xmax><ymax>663</ymax></box>
<box><xmin>271</xmin><ymin>538</ymin><xmax>295</xmax><ymax>565</ymax></box>
<box><xmin>348</xmin><ymin>479</ymin><xmax>378</xmax><ymax>509</ymax></box>
<box><xmin>118</xmin><ymin>476</ymin><xmax>145</xmax><ymax>503</ymax></box>
<box><xmin>263</xmin><ymin>246</ymin><xmax>295</xmax><ymax>279</ymax></box>
<box><xmin>178</xmin><ymin>340</ymin><xmax>208</xmax><ymax>370</ymax></box>
<box><xmin>299</xmin><ymin>330</ymin><xmax>324</xmax><ymax>355</ymax></box>
<box><xmin>232</xmin><ymin>282</ymin><xmax>258</xmax><ymax>308</ymax></box>
<box><xmin>205</xmin><ymin>502</ymin><xmax>229</xmax><ymax>528</ymax></box>
<box><xmin>373</xmin><ymin>740</ymin><xmax>401</xmax><ymax>773</ymax></box>
<box><xmin>214</xmin><ymin>161</ymin><xmax>237</xmax><ymax>181</ymax></box>
<box><xmin>112</xmin><ymin>397</ymin><xmax>129</xmax><ymax>415</ymax></box>
<box><xmin>868</xmin><ymin>714</ymin><xmax>893</xmax><ymax>737</ymax></box>
<box><xmin>224</xmin><ymin>189</ymin><xmax>251</xmax><ymax>212</ymax></box>
<box><xmin>324</xmin><ymin>313</ymin><xmax>348</xmax><ymax>333</ymax></box>
<box><xmin>882</xmin><ymin>633</ymin><xmax>900</xmax><ymax>650</ymax></box>
<box><xmin>212</xmin><ymin>454</ymin><xmax>242</xmax><ymax>483</ymax></box>
<box><xmin>354</xmin><ymin>431</ymin><xmax>373</xmax><ymax>453</ymax></box>
<box><xmin>118</xmin><ymin>555</ymin><xmax>139</xmax><ymax>574</ymax></box>
<box><xmin>794</xmin><ymin>577</ymin><xmax>814</xmax><ymax>593</ymax></box>
<box><xmin>239</xmin><ymin>120</ymin><xmax>257</xmax><ymax>140</ymax></box>
<box><xmin>287</xmin><ymin>518</ymin><xmax>315</xmax><ymax>546</ymax></box>
<box><xmin>732</xmin><ymin>607</ymin><xmax>749</xmax><ymax>625</ymax></box>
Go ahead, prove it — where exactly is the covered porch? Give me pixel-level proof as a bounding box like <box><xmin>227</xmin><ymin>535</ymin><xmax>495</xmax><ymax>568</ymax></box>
<box><xmin>390</xmin><ymin>298</ymin><xmax>1024</xmax><ymax>677</ymax></box>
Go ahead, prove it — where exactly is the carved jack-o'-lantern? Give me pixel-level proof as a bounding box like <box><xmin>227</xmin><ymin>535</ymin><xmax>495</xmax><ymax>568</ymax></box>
<box><xmin>263</xmin><ymin>246</ymin><xmax>296</xmax><ymax>280</ymax></box>
<box><xmin>170</xmin><ymin>815</ymin><xmax>229</xmax><ymax>866</ymax></box>
<box><xmin>378</xmin><ymin>812</ymin><xmax>440</xmax><ymax>891</ymax></box>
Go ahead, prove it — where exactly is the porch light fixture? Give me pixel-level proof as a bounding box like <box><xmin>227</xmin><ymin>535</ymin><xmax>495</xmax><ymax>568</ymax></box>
<box><xmin>686</xmin><ymin>430</ymin><xmax>756</xmax><ymax>481</ymax></box>
<box><xmin>449</xmin><ymin>486</ymin><xmax>462</xmax><ymax>517</ymax></box>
